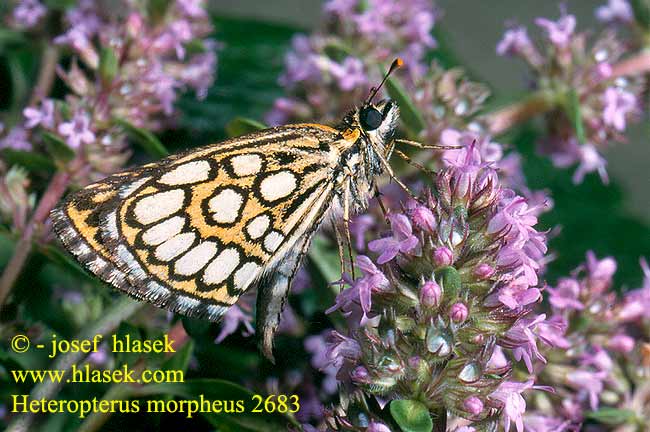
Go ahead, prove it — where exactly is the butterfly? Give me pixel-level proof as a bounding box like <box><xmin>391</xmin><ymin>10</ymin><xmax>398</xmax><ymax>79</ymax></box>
<box><xmin>51</xmin><ymin>59</ymin><xmax>451</xmax><ymax>360</ymax></box>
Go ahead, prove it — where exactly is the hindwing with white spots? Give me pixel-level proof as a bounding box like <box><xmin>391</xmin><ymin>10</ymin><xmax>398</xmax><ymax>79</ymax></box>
<box><xmin>51</xmin><ymin>125</ymin><xmax>345</xmax><ymax>321</ymax></box>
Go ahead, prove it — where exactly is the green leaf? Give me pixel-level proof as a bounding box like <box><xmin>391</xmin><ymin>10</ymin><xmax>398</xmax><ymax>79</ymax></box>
<box><xmin>116</xmin><ymin>118</ymin><xmax>169</xmax><ymax>158</ymax></box>
<box><xmin>176</xmin><ymin>17</ymin><xmax>298</xmax><ymax>141</ymax></box>
<box><xmin>161</xmin><ymin>340</ymin><xmax>194</xmax><ymax>373</ymax></box>
<box><xmin>566</xmin><ymin>88</ymin><xmax>586</xmax><ymax>145</ymax></box>
<box><xmin>437</xmin><ymin>266</ymin><xmax>461</xmax><ymax>299</ymax></box>
<box><xmin>585</xmin><ymin>408</ymin><xmax>636</xmax><ymax>425</ymax></box>
<box><xmin>308</xmin><ymin>235</ymin><xmax>342</xmax><ymax>285</ymax></box>
<box><xmin>630</xmin><ymin>0</ymin><xmax>650</xmax><ymax>29</ymax></box>
<box><xmin>0</xmin><ymin>149</ymin><xmax>56</xmax><ymax>173</ymax></box>
<box><xmin>137</xmin><ymin>379</ymin><xmax>298</xmax><ymax>431</ymax></box>
<box><xmin>390</xmin><ymin>399</ymin><xmax>433</xmax><ymax>432</ymax></box>
<box><xmin>386</xmin><ymin>77</ymin><xmax>425</xmax><ymax>135</ymax></box>
<box><xmin>42</xmin><ymin>132</ymin><xmax>75</xmax><ymax>162</ymax></box>
<box><xmin>225</xmin><ymin>117</ymin><xmax>267</xmax><ymax>138</ymax></box>
<box><xmin>99</xmin><ymin>46</ymin><xmax>119</xmax><ymax>83</ymax></box>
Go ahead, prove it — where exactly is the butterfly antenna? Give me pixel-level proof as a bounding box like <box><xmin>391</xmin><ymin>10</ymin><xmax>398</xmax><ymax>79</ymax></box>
<box><xmin>365</xmin><ymin>58</ymin><xmax>404</xmax><ymax>105</ymax></box>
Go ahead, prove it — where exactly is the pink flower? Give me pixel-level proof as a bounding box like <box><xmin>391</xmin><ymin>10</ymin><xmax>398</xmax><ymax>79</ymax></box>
<box><xmin>325</xmin><ymin>330</ymin><xmax>362</xmax><ymax>370</ymax></box>
<box><xmin>596</xmin><ymin>0</ymin><xmax>633</xmax><ymax>23</ymax></box>
<box><xmin>326</xmin><ymin>255</ymin><xmax>388</xmax><ymax>326</ymax></box>
<box><xmin>602</xmin><ymin>87</ymin><xmax>637</xmax><ymax>131</ymax></box>
<box><xmin>350</xmin><ymin>214</ymin><xmax>375</xmax><ymax>251</ymax></box>
<box><xmin>214</xmin><ymin>305</ymin><xmax>254</xmax><ymax>343</ymax></box>
<box><xmin>0</xmin><ymin>127</ymin><xmax>32</xmax><ymax>151</ymax></box>
<box><xmin>565</xmin><ymin>370</ymin><xmax>607</xmax><ymax>410</ymax></box>
<box><xmin>368</xmin><ymin>213</ymin><xmax>419</xmax><ymax>264</ymax></box>
<box><xmin>329</xmin><ymin>57</ymin><xmax>367</xmax><ymax>91</ymax></box>
<box><xmin>572</xmin><ymin>144</ymin><xmax>608</xmax><ymax>184</ymax></box>
<box><xmin>535</xmin><ymin>15</ymin><xmax>576</xmax><ymax>48</ymax></box>
<box><xmin>23</xmin><ymin>99</ymin><xmax>55</xmax><ymax>129</ymax></box>
<box><xmin>496</xmin><ymin>27</ymin><xmax>533</xmax><ymax>56</ymax></box>
<box><xmin>547</xmin><ymin>278</ymin><xmax>584</xmax><ymax>310</ymax></box>
<box><xmin>501</xmin><ymin>314</ymin><xmax>548</xmax><ymax>372</ymax></box>
<box><xmin>58</xmin><ymin>112</ymin><xmax>95</xmax><ymax>149</ymax></box>
<box><xmin>489</xmin><ymin>380</ymin><xmax>552</xmax><ymax>432</ymax></box>
<box><xmin>585</xmin><ymin>250</ymin><xmax>616</xmax><ymax>294</ymax></box>
<box><xmin>12</xmin><ymin>0</ymin><xmax>46</xmax><ymax>28</ymax></box>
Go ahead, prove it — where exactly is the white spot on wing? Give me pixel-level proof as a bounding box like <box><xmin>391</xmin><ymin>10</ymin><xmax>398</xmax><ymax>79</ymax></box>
<box><xmin>154</xmin><ymin>232</ymin><xmax>195</xmax><ymax>261</ymax></box>
<box><xmin>120</xmin><ymin>177</ymin><xmax>151</xmax><ymax>198</ymax></box>
<box><xmin>174</xmin><ymin>241</ymin><xmax>218</xmax><ymax>276</ymax></box>
<box><xmin>260</xmin><ymin>171</ymin><xmax>296</xmax><ymax>202</ymax></box>
<box><xmin>203</xmin><ymin>247</ymin><xmax>239</xmax><ymax>285</ymax></box>
<box><xmin>134</xmin><ymin>189</ymin><xmax>185</xmax><ymax>225</ymax></box>
<box><xmin>142</xmin><ymin>216</ymin><xmax>185</xmax><ymax>246</ymax></box>
<box><xmin>208</xmin><ymin>189</ymin><xmax>243</xmax><ymax>224</ymax></box>
<box><xmin>234</xmin><ymin>262</ymin><xmax>260</xmax><ymax>290</ymax></box>
<box><xmin>246</xmin><ymin>214</ymin><xmax>270</xmax><ymax>239</ymax></box>
<box><xmin>231</xmin><ymin>154</ymin><xmax>262</xmax><ymax>177</ymax></box>
<box><xmin>263</xmin><ymin>231</ymin><xmax>284</xmax><ymax>253</ymax></box>
<box><xmin>159</xmin><ymin>160</ymin><xmax>211</xmax><ymax>185</ymax></box>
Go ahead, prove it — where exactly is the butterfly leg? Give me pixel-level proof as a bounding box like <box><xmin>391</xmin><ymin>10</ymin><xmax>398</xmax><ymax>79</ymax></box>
<box><xmin>394</xmin><ymin>138</ymin><xmax>463</xmax><ymax>150</ymax></box>
<box><xmin>372</xmin><ymin>145</ymin><xmax>420</xmax><ymax>202</ymax></box>
<box><xmin>333</xmin><ymin>220</ymin><xmax>353</xmax><ymax>279</ymax></box>
<box><xmin>392</xmin><ymin>148</ymin><xmax>437</xmax><ymax>176</ymax></box>
<box><xmin>343</xmin><ymin>184</ymin><xmax>356</xmax><ymax>280</ymax></box>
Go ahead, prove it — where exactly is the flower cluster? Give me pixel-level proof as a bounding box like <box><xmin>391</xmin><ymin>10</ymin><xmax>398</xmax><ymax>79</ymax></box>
<box><xmin>266</xmin><ymin>0</ymin><xmax>438</xmax><ymax>126</ymax></box>
<box><xmin>497</xmin><ymin>11</ymin><xmax>643</xmax><ymax>183</ymax></box>
<box><xmin>1</xmin><ymin>0</ymin><xmax>217</xmax><ymax>181</ymax></box>
<box><xmin>322</xmin><ymin>142</ymin><xmax>555</xmax><ymax>431</ymax></box>
<box><xmin>522</xmin><ymin>252</ymin><xmax>650</xmax><ymax>430</ymax></box>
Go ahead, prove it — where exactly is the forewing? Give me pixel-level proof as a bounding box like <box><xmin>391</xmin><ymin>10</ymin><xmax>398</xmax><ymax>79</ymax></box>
<box><xmin>52</xmin><ymin>125</ymin><xmax>341</xmax><ymax>320</ymax></box>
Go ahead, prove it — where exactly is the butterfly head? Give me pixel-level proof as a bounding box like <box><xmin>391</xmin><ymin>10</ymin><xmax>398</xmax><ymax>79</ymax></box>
<box><xmin>355</xmin><ymin>99</ymin><xmax>399</xmax><ymax>154</ymax></box>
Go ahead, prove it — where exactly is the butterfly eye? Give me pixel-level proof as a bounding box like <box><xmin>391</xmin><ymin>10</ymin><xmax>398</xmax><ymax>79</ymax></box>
<box><xmin>360</xmin><ymin>107</ymin><xmax>383</xmax><ymax>131</ymax></box>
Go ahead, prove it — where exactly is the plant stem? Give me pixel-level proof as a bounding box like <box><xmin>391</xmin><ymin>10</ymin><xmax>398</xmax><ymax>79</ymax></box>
<box><xmin>28</xmin><ymin>45</ymin><xmax>60</xmax><ymax>106</ymax></box>
<box><xmin>5</xmin><ymin>296</ymin><xmax>144</xmax><ymax>432</ymax></box>
<box><xmin>483</xmin><ymin>92</ymin><xmax>554</xmax><ymax>136</ymax></box>
<box><xmin>0</xmin><ymin>161</ymin><xmax>79</xmax><ymax>307</ymax></box>
<box><xmin>611</xmin><ymin>51</ymin><xmax>650</xmax><ymax>79</ymax></box>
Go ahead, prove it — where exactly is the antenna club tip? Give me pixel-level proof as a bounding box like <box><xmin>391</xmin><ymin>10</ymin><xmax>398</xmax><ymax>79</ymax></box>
<box><xmin>394</xmin><ymin>58</ymin><xmax>404</xmax><ymax>68</ymax></box>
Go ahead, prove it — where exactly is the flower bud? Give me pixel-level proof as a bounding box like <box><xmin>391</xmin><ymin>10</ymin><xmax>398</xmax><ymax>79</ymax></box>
<box><xmin>351</xmin><ymin>365</ymin><xmax>370</xmax><ymax>383</ymax></box>
<box><xmin>410</xmin><ymin>204</ymin><xmax>436</xmax><ymax>231</ymax></box>
<box><xmin>463</xmin><ymin>396</ymin><xmax>484</xmax><ymax>415</ymax></box>
<box><xmin>432</xmin><ymin>246</ymin><xmax>453</xmax><ymax>266</ymax></box>
<box><xmin>126</xmin><ymin>12</ymin><xmax>144</xmax><ymax>38</ymax></box>
<box><xmin>474</xmin><ymin>263</ymin><xmax>495</xmax><ymax>279</ymax></box>
<box><xmin>420</xmin><ymin>280</ymin><xmax>442</xmax><ymax>308</ymax></box>
<box><xmin>367</xmin><ymin>421</ymin><xmax>391</xmax><ymax>432</ymax></box>
<box><xmin>449</xmin><ymin>302</ymin><xmax>468</xmax><ymax>323</ymax></box>
<box><xmin>607</xmin><ymin>334</ymin><xmax>635</xmax><ymax>353</ymax></box>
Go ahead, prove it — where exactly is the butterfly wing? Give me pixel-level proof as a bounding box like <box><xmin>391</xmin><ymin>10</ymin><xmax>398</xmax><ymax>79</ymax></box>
<box><xmin>52</xmin><ymin>124</ymin><xmax>343</xmax><ymax>322</ymax></box>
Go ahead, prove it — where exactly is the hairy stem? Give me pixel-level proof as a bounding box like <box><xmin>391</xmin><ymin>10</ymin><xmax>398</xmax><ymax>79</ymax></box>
<box><xmin>0</xmin><ymin>164</ymin><xmax>76</xmax><ymax>306</ymax></box>
<box><xmin>28</xmin><ymin>45</ymin><xmax>60</xmax><ymax>106</ymax></box>
<box><xmin>483</xmin><ymin>92</ymin><xmax>554</xmax><ymax>136</ymax></box>
<box><xmin>5</xmin><ymin>296</ymin><xmax>144</xmax><ymax>432</ymax></box>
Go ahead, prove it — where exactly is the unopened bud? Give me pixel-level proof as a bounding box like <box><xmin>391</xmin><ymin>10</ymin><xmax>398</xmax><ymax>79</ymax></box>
<box><xmin>463</xmin><ymin>396</ymin><xmax>483</xmax><ymax>415</ymax></box>
<box><xmin>474</xmin><ymin>263</ymin><xmax>495</xmax><ymax>279</ymax></box>
<box><xmin>607</xmin><ymin>334</ymin><xmax>635</xmax><ymax>353</ymax></box>
<box><xmin>449</xmin><ymin>302</ymin><xmax>468</xmax><ymax>323</ymax></box>
<box><xmin>351</xmin><ymin>365</ymin><xmax>369</xmax><ymax>383</ymax></box>
<box><xmin>420</xmin><ymin>280</ymin><xmax>442</xmax><ymax>308</ymax></box>
<box><xmin>433</xmin><ymin>246</ymin><xmax>453</xmax><ymax>266</ymax></box>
